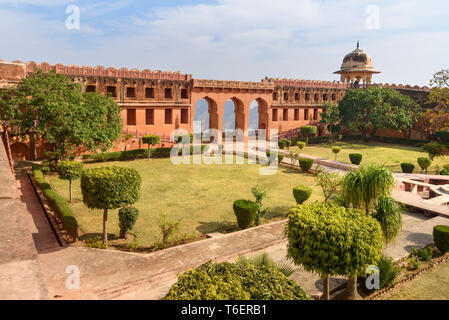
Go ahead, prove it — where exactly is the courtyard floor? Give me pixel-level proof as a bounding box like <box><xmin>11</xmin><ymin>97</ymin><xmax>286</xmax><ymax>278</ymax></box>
<box><xmin>46</xmin><ymin>156</ymin><xmax>323</xmax><ymax>248</ymax></box>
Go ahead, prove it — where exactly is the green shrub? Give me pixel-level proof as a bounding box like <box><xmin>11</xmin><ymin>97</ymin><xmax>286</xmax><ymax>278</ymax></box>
<box><xmin>400</xmin><ymin>163</ymin><xmax>415</xmax><ymax>174</ymax></box>
<box><xmin>84</xmin><ymin>236</ymin><xmax>108</xmax><ymax>249</ymax></box>
<box><xmin>278</xmin><ymin>140</ymin><xmax>287</xmax><ymax>150</ymax></box>
<box><xmin>174</xmin><ymin>133</ymin><xmax>193</xmax><ymax>144</ymax></box>
<box><xmin>300</xmin><ymin>126</ymin><xmax>318</xmax><ymax>144</ymax></box>
<box><xmin>164</xmin><ymin>261</ymin><xmax>310</xmax><ymax>300</ymax></box>
<box><xmin>118</xmin><ymin>207</ymin><xmax>140</xmax><ymax>238</ymax></box>
<box><xmin>297</xmin><ymin>142</ymin><xmax>306</xmax><ymax>151</ymax></box>
<box><xmin>408</xmin><ymin>255</ymin><xmax>421</xmax><ymax>271</ymax></box>
<box><xmin>417</xmin><ymin>157</ymin><xmax>432</xmax><ymax>174</ymax></box>
<box><xmin>41</xmin><ymin>166</ymin><xmax>50</xmax><ymax>174</ymax></box>
<box><xmin>233</xmin><ymin>200</ymin><xmax>258</xmax><ymax>229</ymax></box>
<box><xmin>158</xmin><ymin>213</ymin><xmax>181</xmax><ymax>245</ymax></box>
<box><xmin>433</xmin><ymin>225</ymin><xmax>449</xmax><ymax>253</ymax></box>
<box><xmin>143</xmin><ymin>134</ymin><xmax>161</xmax><ymax>160</ymax></box>
<box><xmin>411</xmin><ymin>247</ymin><xmax>433</xmax><ymax>262</ymax></box>
<box><xmin>293</xmin><ymin>185</ymin><xmax>313</xmax><ymax>204</ymax></box>
<box><xmin>377</xmin><ymin>255</ymin><xmax>401</xmax><ymax>288</ymax></box>
<box><xmin>374</xmin><ymin>197</ymin><xmax>402</xmax><ymax>243</ymax></box>
<box><xmin>58</xmin><ymin>161</ymin><xmax>84</xmax><ymax>202</ymax></box>
<box><xmin>266</xmin><ymin>151</ymin><xmax>284</xmax><ymax>164</ymax></box>
<box><xmin>332</xmin><ymin>146</ymin><xmax>341</xmax><ymax>161</ymax></box>
<box><xmin>440</xmin><ymin>169</ymin><xmax>449</xmax><ymax>176</ymax></box>
<box><xmin>349</xmin><ymin>153</ymin><xmax>363</xmax><ymax>165</ymax></box>
<box><xmin>298</xmin><ymin>158</ymin><xmax>314</xmax><ymax>172</ymax></box>
<box><xmin>423</xmin><ymin>142</ymin><xmax>448</xmax><ymax>161</ymax></box>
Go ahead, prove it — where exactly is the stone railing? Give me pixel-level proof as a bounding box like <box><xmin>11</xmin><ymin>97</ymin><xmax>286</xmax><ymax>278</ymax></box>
<box><xmin>262</xmin><ymin>77</ymin><xmax>349</xmax><ymax>89</ymax></box>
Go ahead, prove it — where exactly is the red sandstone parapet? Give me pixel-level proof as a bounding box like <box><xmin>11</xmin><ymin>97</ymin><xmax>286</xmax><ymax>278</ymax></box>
<box><xmin>262</xmin><ymin>77</ymin><xmax>350</xmax><ymax>89</ymax></box>
<box><xmin>0</xmin><ymin>60</ymin><xmax>26</xmax><ymax>88</ymax></box>
<box><xmin>372</xmin><ymin>83</ymin><xmax>431</xmax><ymax>92</ymax></box>
<box><xmin>20</xmin><ymin>60</ymin><xmax>192</xmax><ymax>81</ymax></box>
<box><xmin>193</xmin><ymin>79</ymin><xmax>274</xmax><ymax>90</ymax></box>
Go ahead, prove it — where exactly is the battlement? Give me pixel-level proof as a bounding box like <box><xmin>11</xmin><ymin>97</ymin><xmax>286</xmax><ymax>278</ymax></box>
<box><xmin>16</xmin><ymin>60</ymin><xmax>193</xmax><ymax>82</ymax></box>
<box><xmin>373</xmin><ymin>83</ymin><xmax>431</xmax><ymax>92</ymax></box>
<box><xmin>0</xmin><ymin>60</ymin><xmax>26</xmax><ymax>88</ymax></box>
<box><xmin>193</xmin><ymin>79</ymin><xmax>274</xmax><ymax>90</ymax></box>
<box><xmin>262</xmin><ymin>77</ymin><xmax>349</xmax><ymax>89</ymax></box>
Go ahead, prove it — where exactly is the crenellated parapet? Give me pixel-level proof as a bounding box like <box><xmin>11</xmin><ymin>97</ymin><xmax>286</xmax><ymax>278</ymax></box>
<box><xmin>22</xmin><ymin>60</ymin><xmax>193</xmax><ymax>81</ymax></box>
<box><xmin>372</xmin><ymin>83</ymin><xmax>431</xmax><ymax>92</ymax></box>
<box><xmin>193</xmin><ymin>79</ymin><xmax>274</xmax><ymax>90</ymax></box>
<box><xmin>262</xmin><ymin>77</ymin><xmax>349</xmax><ymax>89</ymax></box>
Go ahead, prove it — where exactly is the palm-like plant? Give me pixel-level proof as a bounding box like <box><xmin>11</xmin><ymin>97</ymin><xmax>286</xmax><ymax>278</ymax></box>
<box><xmin>237</xmin><ymin>252</ymin><xmax>295</xmax><ymax>277</ymax></box>
<box><xmin>341</xmin><ymin>164</ymin><xmax>395</xmax><ymax>214</ymax></box>
<box><xmin>374</xmin><ymin>196</ymin><xmax>403</xmax><ymax>244</ymax></box>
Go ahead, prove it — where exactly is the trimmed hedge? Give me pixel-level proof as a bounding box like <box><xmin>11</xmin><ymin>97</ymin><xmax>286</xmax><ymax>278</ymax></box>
<box><xmin>349</xmin><ymin>153</ymin><xmax>363</xmax><ymax>165</ymax></box>
<box><xmin>400</xmin><ymin>163</ymin><xmax>415</xmax><ymax>174</ymax></box>
<box><xmin>293</xmin><ymin>185</ymin><xmax>313</xmax><ymax>204</ymax></box>
<box><xmin>57</xmin><ymin>161</ymin><xmax>84</xmax><ymax>180</ymax></box>
<box><xmin>32</xmin><ymin>165</ymin><xmax>78</xmax><ymax>240</ymax></box>
<box><xmin>118</xmin><ymin>207</ymin><xmax>140</xmax><ymax>238</ymax></box>
<box><xmin>417</xmin><ymin>157</ymin><xmax>432</xmax><ymax>173</ymax></box>
<box><xmin>266</xmin><ymin>151</ymin><xmax>285</xmax><ymax>164</ymax></box>
<box><xmin>233</xmin><ymin>200</ymin><xmax>258</xmax><ymax>229</ymax></box>
<box><xmin>81</xmin><ymin>166</ymin><xmax>142</xmax><ymax>210</ymax></box>
<box><xmin>433</xmin><ymin>225</ymin><xmax>449</xmax><ymax>253</ymax></box>
<box><xmin>164</xmin><ymin>261</ymin><xmax>310</xmax><ymax>300</ymax></box>
<box><xmin>298</xmin><ymin>158</ymin><xmax>314</xmax><ymax>172</ymax></box>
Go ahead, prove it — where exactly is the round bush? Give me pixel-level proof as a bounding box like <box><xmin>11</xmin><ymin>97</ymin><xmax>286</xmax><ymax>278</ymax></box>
<box><xmin>293</xmin><ymin>185</ymin><xmax>313</xmax><ymax>204</ymax></box>
<box><xmin>349</xmin><ymin>153</ymin><xmax>363</xmax><ymax>165</ymax></box>
<box><xmin>298</xmin><ymin>158</ymin><xmax>314</xmax><ymax>172</ymax></box>
<box><xmin>417</xmin><ymin>157</ymin><xmax>432</xmax><ymax>173</ymax></box>
<box><xmin>142</xmin><ymin>134</ymin><xmax>161</xmax><ymax>145</ymax></box>
<box><xmin>118</xmin><ymin>207</ymin><xmax>140</xmax><ymax>238</ymax></box>
<box><xmin>81</xmin><ymin>166</ymin><xmax>142</xmax><ymax>210</ymax></box>
<box><xmin>286</xmin><ymin>202</ymin><xmax>383</xmax><ymax>277</ymax></box>
<box><xmin>164</xmin><ymin>261</ymin><xmax>310</xmax><ymax>300</ymax></box>
<box><xmin>300</xmin><ymin>126</ymin><xmax>317</xmax><ymax>137</ymax></box>
<box><xmin>400</xmin><ymin>163</ymin><xmax>415</xmax><ymax>174</ymax></box>
<box><xmin>297</xmin><ymin>142</ymin><xmax>306</xmax><ymax>151</ymax></box>
<box><xmin>233</xmin><ymin>200</ymin><xmax>258</xmax><ymax>229</ymax></box>
<box><xmin>332</xmin><ymin>146</ymin><xmax>342</xmax><ymax>154</ymax></box>
<box><xmin>57</xmin><ymin>161</ymin><xmax>84</xmax><ymax>181</ymax></box>
<box><xmin>433</xmin><ymin>225</ymin><xmax>449</xmax><ymax>253</ymax></box>
<box><xmin>278</xmin><ymin>154</ymin><xmax>285</xmax><ymax>163</ymax></box>
<box><xmin>278</xmin><ymin>140</ymin><xmax>287</xmax><ymax>150</ymax></box>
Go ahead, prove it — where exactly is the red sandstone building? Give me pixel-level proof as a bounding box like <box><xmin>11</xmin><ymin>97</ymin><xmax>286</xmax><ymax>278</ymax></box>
<box><xmin>0</xmin><ymin>44</ymin><xmax>431</xmax><ymax>160</ymax></box>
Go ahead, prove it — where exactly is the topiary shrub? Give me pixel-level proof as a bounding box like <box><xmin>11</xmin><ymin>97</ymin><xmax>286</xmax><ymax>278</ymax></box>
<box><xmin>331</xmin><ymin>146</ymin><xmax>342</xmax><ymax>161</ymax></box>
<box><xmin>142</xmin><ymin>134</ymin><xmax>161</xmax><ymax>160</ymax></box>
<box><xmin>400</xmin><ymin>163</ymin><xmax>415</xmax><ymax>174</ymax></box>
<box><xmin>233</xmin><ymin>200</ymin><xmax>258</xmax><ymax>229</ymax></box>
<box><xmin>297</xmin><ymin>142</ymin><xmax>306</xmax><ymax>152</ymax></box>
<box><xmin>81</xmin><ymin>166</ymin><xmax>142</xmax><ymax>242</ymax></box>
<box><xmin>417</xmin><ymin>157</ymin><xmax>432</xmax><ymax>174</ymax></box>
<box><xmin>349</xmin><ymin>153</ymin><xmax>363</xmax><ymax>165</ymax></box>
<box><xmin>433</xmin><ymin>225</ymin><xmax>449</xmax><ymax>253</ymax></box>
<box><xmin>286</xmin><ymin>202</ymin><xmax>383</xmax><ymax>300</ymax></box>
<box><xmin>118</xmin><ymin>207</ymin><xmax>140</xmax><ymax>238</ymax></box>
<box><xmin>298</xmin><ymin>158</ymin><xmax>314</xmax><ymax>172</ymax></box>
<box><xmin>164</xmin><ymin>261</ymin><xmax>310</xmax><ymax>300</ymax></box>
<box><xmin>423</xmin><ymin>142</ymin><xmax>448</xmax><ymax>161</ymax></box>
<box><xmin>300</xmin><ymin>126</ymin><xmax>317</xmax><ymax>144</ymax></box>
<box><xmin>278</xmin><ymin>140</ymin><xmax>287</xmax><ymax>150</ymax></box>
<box><xmin>57</xmin><ymin>161</ymin><xmax>84</xmax><ymax>203</ymax></box>
<box><xmin>293</xmin><ymin>185</ymin><xmax>313</xmax><ymax>204</ymax></box>
<box><xmin>266</xmin><ymin>151</ymin><xmax>285</xmax><ymax>165</ymax></box>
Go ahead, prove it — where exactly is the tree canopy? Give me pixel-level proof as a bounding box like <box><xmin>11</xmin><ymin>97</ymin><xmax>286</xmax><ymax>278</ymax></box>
<box><xmin>338</xmin><ymin>87</ymin><xmax>421</xmax><ymax>141</ymax></box>
<box><xmin>0</xmin><ymin>70</ymin><xmax>122</xmax><ymax>160</ymax></box>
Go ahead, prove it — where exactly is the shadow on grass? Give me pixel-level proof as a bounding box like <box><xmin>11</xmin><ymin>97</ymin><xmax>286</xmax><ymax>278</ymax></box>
<box><xmin>79</xmin><ymin>233</ymin><xmax>119</xmax><ymax>242</ymax></box>
<box><xmin>265</xmin><ymin>206</ymin><xmax>292</xmax><ymax>219</ymax></box>
<box><xmin>196</xmin><ymin>221</ymin><xmax>237</xmax><ymax>234</ymax></box>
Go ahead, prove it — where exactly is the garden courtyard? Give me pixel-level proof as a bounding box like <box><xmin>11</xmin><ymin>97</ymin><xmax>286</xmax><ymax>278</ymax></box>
<box><xmin>290</xmin><ymin>141</ymin><xmax>448</xmax><ymax>173</ymax></box>
<box><xmin>46</xmin><ymin>156</ymin><xmax>323</xmax><ymax>248</ymax></box>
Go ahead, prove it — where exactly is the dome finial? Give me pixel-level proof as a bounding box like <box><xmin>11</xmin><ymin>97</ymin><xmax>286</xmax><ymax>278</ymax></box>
<box><xmin>357</xmin><ymin>40</ymin><xmax>360</xmax><ymax>49</ymax></box>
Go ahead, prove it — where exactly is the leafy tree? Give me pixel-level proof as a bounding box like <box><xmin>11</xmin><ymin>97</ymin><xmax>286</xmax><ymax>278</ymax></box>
<box><xmin>338</xmin><ymin>87</ymin><xmax>421</xmax><ymax>141</ymax></box>
<box><xmin>122</xmin><ymin>133</ymin><xmax>134</xmax><ymax>153</ymax></box>
<box><xmin>286</xmin><ymin>202</ymin><xmax>383</xmax><ymax>300</ymax></box>
<box><xmin>422</xmin><ymin>141</ymin><xmax>448</xmax><ymax>161</ymax></box>
<box><xmin>57</xmin><ymin>161</ymin><xmax>84</xmax><ymax>203</ymax></box>
<box><xmin>428</xmin><ymin>69</ymin><xmax>449</xmax><ymax>109</ymax></box>
<box><xmin>314</xmin><ymin>171</ymin><xmax>342</xmax><ymax>202</ymax></box>
<box><xmin>320</xmin><ymin>102</ymin><xmax>341</xmax><ymax>142</ymax></box>
<box><xmin>1</xmin><ymin>70</ymin><xmax>121</xmax><ymax>161</ymax></box>
<box><xmin>81</xmin><ymin>166</ymin><xmax>141</xmax><ymax>242</ymax></box>
<box><xmin>142</xmin><ymin>134</ymin><xmax>161</xmax><ymax>160</ymax></box>
<box><xmin>300</xmin><ymin>126</ymin><xmax>317</xmax><ymax>144</ymax></box>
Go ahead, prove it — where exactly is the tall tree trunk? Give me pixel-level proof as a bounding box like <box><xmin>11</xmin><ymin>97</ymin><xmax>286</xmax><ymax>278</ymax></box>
<box><xmin>30</xmin><ymin>131</ymin><xmax>36</xmax><ymax>161</ymax></box>
<box><xmin>103</xmin><ymin>208</ymin><xmax>108</xmax><ymax>243</ymax></box>
<box><xmin>336</xmin><ymin>276</ymin><xmax>362</xmax><ymax>300</ymax></box>
<box><xmin>322</xmin><ymin>274</ymin><xmax>330</xmax><ymax>300</ymax></box>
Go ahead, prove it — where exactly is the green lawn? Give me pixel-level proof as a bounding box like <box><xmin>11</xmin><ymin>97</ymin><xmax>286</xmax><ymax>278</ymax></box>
<box><xmin>386</xmin><ymin>260</ymin><xmax>449</xmax><ymax>300</ymax></box>
<box><xmin>47</xmin><ymin>157</ymin><xmax>323</xmax><ymax>247</ymax></box>
<box><xmin>290</xmin><ymin>141</ymin><xmax>448</xmax><ymax>173</ymax></box>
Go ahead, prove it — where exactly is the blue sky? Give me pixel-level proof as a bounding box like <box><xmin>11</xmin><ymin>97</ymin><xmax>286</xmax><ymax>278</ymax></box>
<box><xmin>1</xmin><ymin>0</ymin><xmax>448</xmax><ymax>86</ymax></box>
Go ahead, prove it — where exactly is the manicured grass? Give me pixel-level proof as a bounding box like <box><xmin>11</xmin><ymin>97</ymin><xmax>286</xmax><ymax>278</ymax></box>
<box><xmin>47</xmin><ymin>157</ymin><xmax>323</xmax><ymax>247</ymax></box>
<box><xmin>386</xmin><ymin>260</ymin><xmax>449</xmax><ymax>300</ymax></box>
<box><xmin>290</xmin><ymin>141</ymin><xmax>448</xmax><ymax>173</ymax></box>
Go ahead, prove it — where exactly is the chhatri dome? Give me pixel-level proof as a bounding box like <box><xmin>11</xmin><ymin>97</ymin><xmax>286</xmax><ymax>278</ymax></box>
<box><xmin>334</xmin><ymin>41</ymin><xmax>380</xmax><ymax>85</ymax></box>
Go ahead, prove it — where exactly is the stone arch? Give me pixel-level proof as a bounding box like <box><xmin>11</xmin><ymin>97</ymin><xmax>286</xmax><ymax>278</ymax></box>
<box><xmin>193</xmin><ymin>96</ymin><xmax>220</xmax><ymax>141</ymax></box>
<box><xmin>249</xmin><ymin>97</ymin><xmax>269</xmax><ymax>140</ymax></box>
